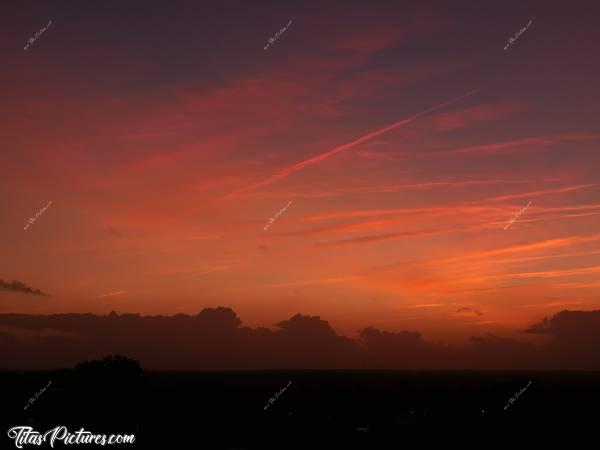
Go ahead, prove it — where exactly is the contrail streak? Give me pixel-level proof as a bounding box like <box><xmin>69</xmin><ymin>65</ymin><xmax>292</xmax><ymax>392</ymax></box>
<box><xmin>96</xmin><ymin>290</ymin><xmax>127</xmax><ymax>298</ymax></box>
<box><xmin>225</xmin><ymin>89</ymin><xmax>479</xmax><ymax>199</ymax></box>
<box><xmin>186</xmin><ymin>266</ymin><xmax>232</xmax><ymax>279</ymax></box>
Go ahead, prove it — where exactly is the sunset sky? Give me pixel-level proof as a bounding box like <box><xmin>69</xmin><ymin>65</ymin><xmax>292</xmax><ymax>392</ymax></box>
<box><xmin>2</xmin><ymin>0</ymin><xmax>600</xmax><ymax>345</ymax></box>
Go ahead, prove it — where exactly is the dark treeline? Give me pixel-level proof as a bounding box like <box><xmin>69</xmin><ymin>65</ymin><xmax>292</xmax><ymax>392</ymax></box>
<box><xmin>1</xmin><ymin>308</ymin><xmax>599</xmax><ymax>370</ymax></box>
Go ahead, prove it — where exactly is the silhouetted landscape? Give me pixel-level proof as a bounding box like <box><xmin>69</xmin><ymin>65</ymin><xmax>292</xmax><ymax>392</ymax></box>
<box><xmin>2</xmin><ymin>359</ymin><xmax>600</xmax><ymax>449</ymax></box>
<box><xmin>2</xmin><ymin>309</ymin><xmax>600</xmax><ymax>448</ymax></box>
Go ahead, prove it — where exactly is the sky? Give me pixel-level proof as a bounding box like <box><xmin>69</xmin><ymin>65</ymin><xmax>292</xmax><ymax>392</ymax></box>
<box><xmin>2</xmin><ymin>0</ymin><xmax>600</xmax><ymax>345</ymax></box>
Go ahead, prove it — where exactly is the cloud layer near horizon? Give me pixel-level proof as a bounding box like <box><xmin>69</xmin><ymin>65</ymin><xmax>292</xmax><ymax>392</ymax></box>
<box><xmin>0</xmin><ymin>308</ymin><xmax>598</xmax><ymax>370</ymax></box>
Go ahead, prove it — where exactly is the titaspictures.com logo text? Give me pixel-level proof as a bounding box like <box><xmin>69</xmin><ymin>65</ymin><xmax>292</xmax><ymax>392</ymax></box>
<box><xmin>7</xmin><ymin>426</ymin><xmax>135</xmax><ymax>448</ymax></box>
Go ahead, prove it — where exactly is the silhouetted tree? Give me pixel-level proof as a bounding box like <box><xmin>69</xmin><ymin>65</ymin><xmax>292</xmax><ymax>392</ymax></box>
<box><xmin>71</xmin><ymin>355</ymin><xmax>143</xmax><ymax>428</ymax></box>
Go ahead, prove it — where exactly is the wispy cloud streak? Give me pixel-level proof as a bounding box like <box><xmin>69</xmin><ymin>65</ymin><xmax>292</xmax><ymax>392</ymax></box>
<box><xmin>224</xmin><ymin>90</ymin><xmax>479</xmax><ymax>198</ymax></box>
<box><xmin>0</xmin><ymin>280</ymin><xmax>48</xmax><ymax>296</ymax></box>
<box><xmin>235</xmin><ymin>276</ymin><xmax>360</xmax><ymax>290</ymax></box>
<box><xmin>95</xmin><ymin>290</ymin><xmax>127</xmax><ymax>299</ymax></box>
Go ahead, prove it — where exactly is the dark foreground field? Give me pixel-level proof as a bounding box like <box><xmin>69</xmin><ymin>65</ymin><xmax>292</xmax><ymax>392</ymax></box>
<box><xmin>2</xmin><ymin>370</ymin><xmax>599</xmax><ymax>449</ymax></box>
